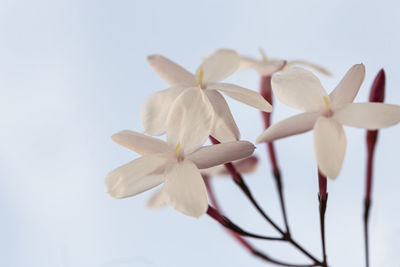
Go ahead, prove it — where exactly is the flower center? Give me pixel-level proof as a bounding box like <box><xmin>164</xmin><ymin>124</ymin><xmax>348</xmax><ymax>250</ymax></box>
<box><xmin>174</xmin><ymin>142</ymin><xmax>181</xmax><ymax>158</ymax></box>
<box><xmin>258</xmin><ymin>47</ymin><xmax>268</xmax><ymax>63</ymax></box>
<box><xmin>198</xmin><ymin>67</ymin><xmax>205</xmax><ymax>89</ymax></box>
<box><xmin>322</xmin><ymin>96</ymin><xmax>333</xmax><ymax>117</ymax></box>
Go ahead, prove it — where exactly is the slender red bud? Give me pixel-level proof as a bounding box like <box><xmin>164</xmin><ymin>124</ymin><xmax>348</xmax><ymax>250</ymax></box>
<box><xmin>365</xmin><ymin>69</ymin><xmax>385</xmax><ymax>205</ymax></box>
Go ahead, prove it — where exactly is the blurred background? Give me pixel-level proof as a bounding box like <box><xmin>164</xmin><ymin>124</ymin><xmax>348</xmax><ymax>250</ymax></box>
<box><xmin>1</xmin><ymin>0</ymin><xmax>399</xmax><ymax>266</ymax></box>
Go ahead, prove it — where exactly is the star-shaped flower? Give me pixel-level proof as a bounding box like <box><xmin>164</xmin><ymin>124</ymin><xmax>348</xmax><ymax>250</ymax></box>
<box><xmin>240</xmin><ymin>48</ymin><xmax>331</xmax><ymax>77</ymax></box>
<box><xmin>256</xmin><ymin>64</ymin><xmax>400</xmax><ymax>178</ymax></box>
<box><xmin>142</xmin><ymin>49</ymin><xmax>272</xmax><ymax>143</ymax></box>
<box><xmin>106</xmin><ymin>127</ymin><xmax>255</xmax><ymax>218</ymax></box>
<box><xmin>147</xmin><ymin>156</ymin><xmax>259</xmax><ymax>210</ymax></box>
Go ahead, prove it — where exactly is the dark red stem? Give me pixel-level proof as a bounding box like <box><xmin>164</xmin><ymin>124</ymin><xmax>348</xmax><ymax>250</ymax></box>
<box><xmin>364</xmin><ymin>69</ymin><xmax>385</xmax><ymax>267</ymax></box>
<box><xmin>318</xmin><ymin>170</ymin><xmax>328</xmax><ymax>267</ymax></box>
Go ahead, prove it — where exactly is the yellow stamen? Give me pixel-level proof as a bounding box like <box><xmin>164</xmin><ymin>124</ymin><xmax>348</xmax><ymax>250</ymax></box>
<box><xmin>174</xmin><ymin>142</ymin><xmax>181</xmax><ymax>157</ymax></box>
<box><xmin>258</xmin><ymin>47</ymin><xmax>268</xmax><ymax>62</ymax></box>
<box><xmin>323</xmin><ymin>96</ymin><xmax>330</xmax><ymax>112</ymax></box>
<box><xmin>198</xmin><ymin>67</ymin><xmax>204</xmax><ymax>87</ymax></box>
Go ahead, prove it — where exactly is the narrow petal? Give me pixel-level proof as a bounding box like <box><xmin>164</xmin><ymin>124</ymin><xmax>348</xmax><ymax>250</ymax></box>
<box><xmin>162</xmin><ymin>161</ymin><xmax>208</xmax><ymax>218</ymax></box>
<box><xmin>208</xmin><ymin>83</ymin><xmax>272</xmax><ymax>112</ymax></box>
<box><xmin>112</xmin><ymin>130</ymin><xmax>170</xmax><ymax>155</ymax></box>
<box><xmin>187</xmin><ymin>141</ymin><xmax>255</xmax><ymax>169</ymax></box>
<box><xmin>329</xmin><ymin>64</ymin><xmax>365</xmax><ymax>108</ymax></box>
<box><xmin>313</xmin><ymin>117</ymin><xmax>347</xmax><ymax>179</ymax></box>
<box><xmin>256</xmin><ymin>112</ymin><xmax>319</xmax><ymax>143</ymax></box>
<box><xmin>105</xmin><ymin>155</ymin><xmax>168</xmax><ymax>198</ymax></box>
<box><xmin>333</xmin><ymin>103</ymin><xmax>400</xmax><ymax>129</ymax></box>
<box><xmin>271</xmin><ymin>67</ymin><xmax>328</xmax><ymax>111</ymax></box>
<box><xmin>239</xmin><ymin>56</ymin><xmax>258</xmax><ymax>70</ymax></box>
<box><xmin>141</xmin><ymin>86</ymin><xmax>186</xmax><ymax>135</ymax></box>
<box><xmin>201</xmin><ymin>156</ymin><xmax>259</xmax><ymax>176</ymax></box>
<box><xmin>256</xmin><ymin>60</ymin><xmax>286</xmax><ymax>76</ymax></box>
<box><xmin>166</xmin><ymin>87</ymin><xmax>214</xmax><ymax>154</ymax></box>
<box><xmin>196</xmin><ymin>49</ymin><xmax>240</xmax><ymax>83</ymax></box>
<box><xmin>205</xmin><ymin>89</ymin><xmax>240</xmax><ymax>142</ymax></box>
<box><xmin>147</xmin><ymin>55</ymin><xmax>197</xmax><ymax>86</ymax></box>
<box><xmin>147</xmin><ymin>190</ymin><xmax>166</xmax><ymax>210</ymax></box>
<box><xmin>287</xmin><ymin>60</ymin><xmax>332</xmax><ymax>76</ymax></box>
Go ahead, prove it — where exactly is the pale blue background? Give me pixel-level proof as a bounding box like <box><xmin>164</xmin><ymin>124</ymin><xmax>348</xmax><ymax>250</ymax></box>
<box><xmin>1</xmin><ymin>0</ymin><xmax>399</xmax><ymax>266</ymax></box>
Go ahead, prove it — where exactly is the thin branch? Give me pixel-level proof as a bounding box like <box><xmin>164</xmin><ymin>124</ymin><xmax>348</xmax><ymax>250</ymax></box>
<box><xmin>209</xmin><ymin>136</ymin><xmax>321</xmax><ymax>265</ymax></box>
<box><xmin>318</xmin><ymin>171</ymin><xmax>328</xmax><ymax>267</ymax></box>
<box><xmin>260</xmin><ymin>74</ymin><xmax>291</xmax><ymax>235</ymax></box>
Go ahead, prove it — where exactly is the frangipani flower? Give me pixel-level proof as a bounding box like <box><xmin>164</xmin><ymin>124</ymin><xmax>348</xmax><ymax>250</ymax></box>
<box><xmin>240</xmin><ymin>48</ymin><xmax>331</xmax><ymax>77</ymax></box>
<box><xmin>147</xmin><ymin>156</ymin><xmax>259</xmax><ymax>210</ymax></box>
<box><xmin>106</xmin><ymin>129</ymin><xmax>255</xmax><ymax>218</ymax></box>
<box><xmin>142</xmin><ymin>49</ymin><xmax>272</xmax><ymax>143</ymax></box>
<box><xmin>256</xmin><ymin>64</ymin><xmax>400</xmax><ymax>179</ymax></box>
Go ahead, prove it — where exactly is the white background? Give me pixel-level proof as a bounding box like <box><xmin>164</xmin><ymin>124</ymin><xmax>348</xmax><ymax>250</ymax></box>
<box><xmin>1</xmin><ymin>0</ymin><xmax>399</xmax><ymax>266</ymax></box>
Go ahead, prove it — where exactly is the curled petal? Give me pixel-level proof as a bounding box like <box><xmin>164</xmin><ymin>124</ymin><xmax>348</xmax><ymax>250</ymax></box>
<box><xmin>313</xmin><ymin>117</ymin><xmax>347</xmax><ymax>179</ymax></box>
<box><xmin>208</xmin><ymin>83</ymin><xmax>272</xmax><ymax>112</ymax></box>
<box><xmin>333</xmin><ymin>103</ymin><xmax>400</xmax><ymax>129</ymax></box>
<box><xmin>219</xmin><ymin>156</ymin><xmax>259</xmax><ymax>175</ymax></box>
<box><xmin>329</xmin><ymin>64</ymin><xmax>365</xmax><ymax>108</ymax></box>
<box><xmin>105</xmin><ymin>155</ymin><xmax>168</xmax><ymax>198</ymax></box>
<box><xmin>162</xmin><ymin>161</ymin><xmax>208</xmax><ymax>218</ymax></box>
<box><xmin>196</xmin><ymin>49</ymin><xmax>240</xmax><ymax>83</ymax></box>
<box><xmin>147</xmin><ymin>190</ymin><xmax>166</xmax><ymax>210</ymax></box>
<box><xmin>141</xmin><ymin>86</ymin><xmax>186</xmax><ymax>135</ymax></box>
<box><xmin>112</xmin><ymin>130</ymin><xmax>170</xmax><ymax>155</ymax></box>
<box><xmin>256</xmin><ymin>60</ymin><xmax>286</xmax><ymax>76</ymax></box>
<box><xmin>147</xmin><ymin>55</ymin><xmax>197</xmax><ymax>86</ymax></box>
<box><xmin>239</xmin><ymin>56</ymin><xmax>259</xmax><ymax>70</ymax></box>
<box><xmin>187</xmin><ymin>141</ymin><xmax>255</xmax><ymax>169</ymax></box>
<box><xmin>166</xmin><ymin>87</ymin><xmax>214</xmax><ymax>154</ymax></box>
<box><xmin>205</xmin><ymin>89</ymin><xmax>240</xmax><ymax>142</ymax></box>
<box><xmin>287</xmin><ymin>60</ymin><xmax>332</xmax><ymax>76</ymax></box>
<box><xmin>271</xmin><ymin>67</ymin><xmax>328</xmax><ymax>111</ymax></box>
<box><xmin>256</xmin><ymin>112</ymin><xmax>319</xmax><ymax>143</ymax></box>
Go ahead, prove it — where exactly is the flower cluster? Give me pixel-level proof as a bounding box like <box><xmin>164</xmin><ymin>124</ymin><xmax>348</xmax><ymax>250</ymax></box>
<box><xmin>106</xmin><ymin>48</ymin><xmax>400</xmax><ymax>220</ymax></box>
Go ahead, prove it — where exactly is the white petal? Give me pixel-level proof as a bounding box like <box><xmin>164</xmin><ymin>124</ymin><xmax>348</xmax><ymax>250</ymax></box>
<box><xmin>256</xmin><ymin>112</ymin><xmax>319</xmax><ymax>143</ymax></box>
<box><xmin>239</xmin><ymin>56</ymin><xmax>259</xmax><ymax>70</ymax></box>
<box><xmin>329</xmin><ymin>64</ymin><xmax>365</xmax><ymax>108</ymax></box>
<box><xmin>111</xmin><ymin>130</ymin><xmax>170</xmax><ymax>155</ymax></box>
<box><xmin>166</xmin><ymin>87</ymin><xmax>214</xmax><ymax>154</ymax></box>
<box><xmin>147</xmin><ymin>190</ymin><xmax>166</xmax><ymax>210</ymax></box>
<box><xmin>313</xmin><ymin>117</ymin><xmax>347</xmax><ymax>179</ymax></box>
<box><xmin>162</xmin><ymin>161</ymin><xmax>208</xmax><ymax>218</ymax></box>
<box><xmin>196</xmin><ymin>49</ymin><xmax>240</xmax><ymax>83</ymax></box>
<box><xmin>271</xmin><ymin>67</ymin><xmax>328</xmax><ymax>111</ymax></box>
<box><xmin>187</xmin><ymin>141</ymin><xmax>255</xmax><ymax>169</ymax></box>
<box><xmin>200</xmin><ymin>165</ymin><xmax>225</xmax><ymax>176</ymax></box>
<box><xmin>105</xmin><ymin>155</ymin><xmax>168</xmax><ymax>198</ymax></box>
<box><xmin>208</xmin><ymin>83</ymin><xmax>272</xmax><ymax>112</ymax></box>
<box><xmin>141</xmin><ymin>86</ymin><xmax>186</xmax><ymax>135</ymax></box>
<box><xmin>256</xmin><ymin>60</ymin><xmax>286</xmax><ymax>76</ymax></box>
<box><xmin>147</xmin><ymin>55</ymin><xmax>197</xmax><ymax>86</ymax></box>
<box><xmin>333</xmin><ymin>103</ymin><xmax>400</xmax><ymax>129</ymax></box>
<box><xmin>205</xmin><ymin>89</ymin><xmax>240</xmax><ymax>142</ymax></box>
<box><xmin>287</xmin><ymin>60</ymin><xmax>332</xmax><ymax>76</ymax></box>
<box><xmin>201</xmin><ymin>156</ymin><xmax>259</xmax><ymax>176</ymax></box>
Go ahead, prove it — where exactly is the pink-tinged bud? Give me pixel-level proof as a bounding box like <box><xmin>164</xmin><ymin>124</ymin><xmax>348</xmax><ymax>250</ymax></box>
<box><xmin>368</xmin><ymin>69</ymin><xmax>385</xmax><ymax>103</ymax></box>
<box><xmin>365</xmin><ymin>70</ymin><xmax>385</xmax><ymax>206</ymax></box>
<box><xmin>318</xmin><ymin>169</ymin><xmax>328</xmax><ymax>202</ymax></box>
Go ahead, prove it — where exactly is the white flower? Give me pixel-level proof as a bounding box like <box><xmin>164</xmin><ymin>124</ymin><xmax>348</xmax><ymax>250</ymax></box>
<box><xmin>147</xmin><ymin>156</ymin><xmax>259</xmax><ymax>210</ymax></box>
<box><xmin>142</xmin><ymin>49</ymin><xmax>272</xmax><ymax>143</ymax></box>
<box><xmin>106</xmin><ymin>129</ymin><xmax>255</xmax><ymax>218</ymax></box>
<box><xmin>240</xmin><ymin>48</ymin><xmax>331</xmax><ymax>77</ymax></box>
<box><xmin>256</xmin><ymin>64</ymin><xmax>400</xmax><ymax>179</ymax></box>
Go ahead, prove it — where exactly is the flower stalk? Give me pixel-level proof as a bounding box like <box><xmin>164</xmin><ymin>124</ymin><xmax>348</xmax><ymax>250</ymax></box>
<box><xmin>260</xmin><ymin>74</ymin><xmax>291</xmax><ymax>235</ymax></box>
<box><xmin>318</xmin><ymin>170</ymin><xmax>328</xmax><ymax>267</ymax></box>
<box><xmin>364</xmin><ymin>69</ymin><xmax>385</xmax><ymax>267</ymax></box>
